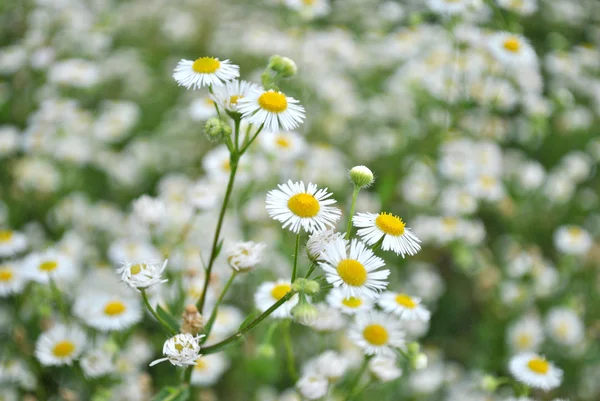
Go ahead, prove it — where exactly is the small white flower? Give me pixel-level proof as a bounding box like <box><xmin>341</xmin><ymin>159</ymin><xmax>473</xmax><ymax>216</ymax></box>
<box><xmin>326</xmin><ymin>287</ymin><xmax>373</xmax><ymax>315</ymax></box>
<box><xmin>353</xmin><ymin>212</ymin><xmax>421</xmax><ymax>257</ymax></box>
<box><xmin>74</xmin><ymin>292</ymin><xmax>142</xmax><ymax>332</ymax></box>
<box><xmin>296</xmin><ymin>374</ymin><xmax>328</xmax><ymax>400</ymax></box>
<box><xmin>0</xmin><ymin>261</ymin><xmax>28</xmax><ymax>297</ymax></box>
<box><xmin>210</xmin><ymin>79</ymin><xmax>260</xmax><ymax>112</ymax></box>
<box><xmin>546</xmin><ymin>307</ymin><xmax>584</xmax><ymax>347</ymax></box>
<box><xmin>377</xmin><ymin>292</ymin><xmax>431</xmax><ymax>322</ymax></box>
<box><xmin>507</xmin><ymin>316</ymin><xmax>544</xmax><ymax>353</ymax></box>
<box><xmin>254</xmin><ymin>279</ymin><xmax>298</xmax><ymax>319</ymax></box>
<box><xmin>172</xmin><ymin>57</ymin><xmax>239</xmax><ymax>89</ymax></box>
<box><xmin>80</xmin><ymin>349</ymin><xmax>114</xmax><ymax>378</ymax></box>
<box><xmin>266</xmin><ymin>180</ymin><xmax>341</xmax><ymax>234</ymax></box>
<box><xmin>0</xmin><ymin>229</ymin><xmax>27</xmax><ymax>257</ymax></box>
<box><xmin>303</xmin><ymin>350</ymin><xmax>349</xmax><ymax>382</ymax></box>
<box><xmin>150</xmin><ymin>333</ymin><xmax>204</xmax><ymax>367</ymax></box>
<box><xmin>132</xmin><ymin>195</ymin><xmax>167</xmax><ymax>225</ymax></box>
<box><xmin>237</xmin><ymin>88</ymin><xmax>305</xmax><ymax>132</ymax></box>
<box><xmin>117</xmin><ymin>260</ymin><xmax>169</xmax><ymax>290</ymax></box>
<box><xmin>306</xmin><ymin>229</ymin><xmax>344</xmax><ymax>261</ymax></box>
<box><xmin>349</xmin><ymin>311</ymin><xmax>405</xmax><ymax>357</ymax></box>
<box><xmin>369</xmin><ymin>355</ymin><xmax>403</xmax><ymax>382</ymax></box>
<box><xmin>284</xmin><ymin>0</ymin><xmax>330</xmax><ymax>19</ymax></box>
<box><xmin>226</xmin><ymin>241</ymin><xmax>266</xmax><ymax>272</ymax></box>
<box><xmin>319</xmin><ymin>238</ymin><xmax>389</xmax><ymax>299</ymax></box>
<box><xmin>509</xmin><ymin>352</ymin><xmax>563</xmax><ymax>391</ymax></box>
<box><xmin>35</xmin><ymin>325</ymin><xmax>87</xmax><ymax>366</ymax></box>
<box><xmin>488</xmin><ymin>32</ymin><xmax>537</xmax><ymax>67</ymax></box>
<box><xmin>191</xmin><ymin>353</ymin><xmax>230</xmax><ymax>386</ymax></box>
<box><xmin>23</xmin><ymin>249</ymin><xmax>76</xmax><ymax>284</ymax></box>
<box><xmin>553</xmin><ymin>225</ymin><xmax>592</xmax><ymax>255</ymax></box>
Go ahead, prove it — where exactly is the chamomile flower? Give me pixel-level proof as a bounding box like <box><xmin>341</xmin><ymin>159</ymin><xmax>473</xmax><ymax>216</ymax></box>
<box><xmin>508</xmin><ymin>352</ymin><xmax>563</xmax><ymax>390</ymax></box>
<box><xmin>266</xmin><ymin>180</ymin><xmax>341</xmax><ymax>234</ymax></box>
<box><xmin>150</xmin><ymin>333</ymin><xmax>204</xmax><ymax>367</ymax></box>
<box><xmin>507</xmin><ymin>316</ymin><xmax>544</xmax><ymax>352</ymax></box>
<box><xmin>306</xmin><ymin>229</ymin><xmax>344</xmax><ymax>261</ymax></box>
<box><xmin>35</xmin><ymin>324</ymin><xmax>87</xmax><ymax>366</ymax></box>
<box><xmin>74</xmin><ymin>292</ymin><xmax>142</xmax><ymax>332</ymax></box>
<box><xmin>0</xmin><ymin>261</ymin><xmax>27</xmax><ymax>297</ymax></box>
<box><xmin>237</xmin><ymin>88</ymin><xmax>305</xmax><ymax>132</ymax></box>
<box><xmin>349</xmin><ymin>311</ymin><xmax>405</xmax><ymax>357</ymax></box>
<box><xmin>80</xmin><ymin>349</ymin><xmax>114</xmax><ymax>378</ymax></box>
<box><xmin>23</xmin><ymin>249</ymin><xmax>76</xmax><ymax>284</ymax></box>
<box><xmin>189</xmin><ymin>97</ymin><xmax>218</xmax><ymax>121</ymax></box>
<box><xmin>226</xmin><ymin>241</ymin><xmax>267</xmax><ymax>272</ymax></box>
<box><xmin>369</xmin><ymin>355</ymin><xmax>403</xmax><ymax>382</ymax></box>
<box><xmin>254</xmin><ymin>279</ymin><xmax>299</xmax><ymax>319</ymax></box>
<box><xmin>210</xmin><ymin>80</ymin><xmax>259</xmax><ymax>113</ymax></box>
<box><xmin>320</xmin><ymin>238</ymin><xmax>389</xmax><ymax>299</ymax></box>
<box><xmin>378</xmin><ymin>292</ymin><xmax>431</xmax><ymax>322</ymax></box>
<box><xmin>546</xmin><ymin>307</ymin><xmax>584</xmax><ymax>347</ymax></box>
<box><xmin>326</xmin><ymin>288</ymin><xmax>373</xmax><ymax>315</ymax></box>
<box><xmin>172</xmin><ymin>57</ymin><xmax>239</xmax><ymax>89</ymax></box>
<box><xmin>0</xmin><ymin>229</ymin><xmax>27</xmax><ymax>257</ymax></box>
<box><xmin>191</xmin><ymin>353</ymin><xmax>230</xmax><ymax>386</ymax></box>
<box><xmin>488</xmin><ymin>32</ymin><xmax>537</xmax><ymax>67</ymax></box>
<box><xmin>259</xmin><ymin>131</ymin><xmax>306</xmax><ymax>160</ymax></box>
<box><xmin>553</xmin><ymin>225</ymin><xmax>592</xmax><ymax>255</ymax></box>
<box><xmin>297</xmin><ymin>374</ymin><xmax>329</xmax><ymax>400</ymax></box>
<box><xmin>117</xmin><ymin>260</ymin><xmax>168</xmax><ymax>290</ymax></box>
<box><xmin>352</xmin><ymin>212</ymin><xmax>421</xmax><ymax>257</ymax></box>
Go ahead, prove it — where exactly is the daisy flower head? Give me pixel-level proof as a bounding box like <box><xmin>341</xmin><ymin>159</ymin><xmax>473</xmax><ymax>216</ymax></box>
<box><xmin>254</xmin><ymin>279</ymin><xmax>298</xmax><ymax>319</ymax></box>
<box><xmin>74</xmin><ymin>292</ymin><xmax>142</xmax><ymax>332</ymax></box>
<box><xmin>210</xmin><ymin>80</ymin><xmax>259</xmax><ymax>113</ymax></box>
<box><xmin>237</xmin><ymin>88</ymin><xmax>305</xmax><ymax>132</ymax></box>
<box><xmin>172</xmin><ymin>56</ymin><xmax>239</xmax><ymax>90</ymax></box>
<box><xmin>326</xmin><ymin>287</ymin><xmax>373</xmax><ymax>315</ymax></box>
<box><xmin>0</xmin><ymin>261</ymin><xmax>28</xmax><ymax>297</ymax></box>
<box><xmin>508</xmin><ymin>352</ymin><xmax>563</xmax><ymax>391</ymax></box>
<box><xmin>353</xmin><ymin>212</ymin><xmax>421</xmax><ymax>258</ymax></box>
<box><xmin>149</xmin><ymin>333</ymin><xmax>204</xmax><ymax>367</ymax></box>
<box><xmin>349</xmin><ymin>311</ymin><xmax>405</xmax><ymax>357</ymax></box>
<box><xmin>319</xmin><ymin>237</ymin><xmax>389</xmax><ymax>299</ymax></box>
<box><xmin>0</xmin><ymin>229</ymin><xmax>27</xmax><ymax>257</ymax></box>
<box><xmin>368</xmin><ymin>355</ymin><xmax>403</xmax><ymax>382</ymax></box>
<box><xmin>35</xmin><ymin>324</ymin><xmax>87</xmax><ymax>366</ymax></box>
<box><xmin>191</xmin><ymin>353</ymin><xmax>230</xmax><ymax>386</ymax></box>
<box><xmin>553</xmin><ymin>225</ymin><xmax>592</xmax><ymax>255</ymax></box>
<box><xmin>117</xmin><ymin>260</ymin><xmax>168</xmax><ymax>290</ymax></box>
<box><xmin>378</xmin><ymin>291</ymin><xmax>431</xmax><ymax>322</ymax></box>
<box><xmin>226</xmin><ymin>241</ymin><xmax>266</xmax><ymax>272</ymax></box>
<box><xmin>266</xmin><ymin>180</ymin><xmax>341</xmax><ymax>234</ymax></box>
<box><xmin>488</xmin><ymin>32</ymin><xmax>537</xmax><ymax>67</ymax></box>
<box><xmin>306</xmin><ymin>229</ymin><xmax>344</xmax><ymax>261</ymax></box>
<box><xmin>23</xmin><ymin>249</ymin><xmax>76</xmax><ymax>284</ymax></box>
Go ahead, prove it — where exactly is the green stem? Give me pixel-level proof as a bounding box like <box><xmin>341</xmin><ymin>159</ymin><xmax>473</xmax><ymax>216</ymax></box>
<box><xmin>183</xmin><ymin>365</ymin><xmax>194</xmax><ymax>386</ymax></box>
<box><xmin>304</xmin><ymin>262</ymin><xmax>316</xmax><ymax>278</ymax></box>
<box><xmin>49</xmin><ymin>278</ymin><xmax>68</xmax><ymax>321</ymax></box>
<box><xmin>202</xmin><ymin>291</ymin><xmax>296</xmax><ymax>354</ymax></box>
<box><xmin>283</xmin><ymin>319</ymin><xmax>298</xmax><ymax>381</ymax></box>
<box><xmin>233</xmin><ymin>116</ymin><xmax>241</xmax><ymax>152</ymax></box>
<box><xmin>291</xmin><ymin>232</ymin><xmax>301</xmax><ymax>282</ymax></box>
<box><xmin>345</xmin><ymin>186</ymin><xmax>360</xmax><ymax>239</ymax></box>
<box><xmin>197</xmin><ymin>158</ymin><xmax>239</xmax><ymax>314</ymax></box>
<box><xmin>140</xmin><ymin>289</ymin><xmax>177</xmax><ymax>336</ymax></box>
<box><xmin>201</xmin><ymin>270</ymin><xmax>238</xmax><ymax>343</ymax></box>
<box><xmin>208</xmin><ymin>85</ymin><xmax>221</xmax><ymax>118</ymax></box>
<box><xmin>347</xmin><ymin>357</ymin><xmax>369</xmax><ymax>400</ymax></box>
<box><xmin>240</xmin><ymin>123</ymin><xmax>265</xmax><ymax>153</ymax></box>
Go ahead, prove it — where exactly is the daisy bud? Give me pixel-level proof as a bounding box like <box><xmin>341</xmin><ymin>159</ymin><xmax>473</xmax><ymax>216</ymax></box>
<box><xmin>149</xmin><ymin>333</ymin><xmax>204</xmax><ymax>367</ymax></box>
<box><xmin>226</xmin><ymin>241</ymin><xmax>266</xmax><ymax>272</ymax></box>
<box><xmin>292</xmin><ymin>278</ymin><xmax>320</xmax><ymax>295</ymax></box>
<box><xmin>269</xmin><ymin>55</ymin><xmax>297</xmax><ymax>78</ymax></box>
<box><xmin>412</xmin><ymin>353</ymin><xmax>428</xmax><ymax>370</ymax></box>
<box><xmin>204</xmin><ymin>118</ymin><xmax>231</xmax><ymax>142</ymax></box>
<box><xmin>181</xmin><ymin>304</ymin><xmax>206</xmax><ymax>335</ymax></box>
<box><xmin>291</xmin><ymin>296</ymin><xmax>318</xmax><ymax>326</ymax></box>
<box><xmin>481</xmin><ymin>375</ymin><xmax>499</xmax><ymax>392</ymax></box>
<box><xmin>349</xmin><ymin>165</ymin><xmax>374</xmax><ymax>188</ymax></box>
<box><xmin>256</xmin><ymin>343</ymin><xmax>276</xmax><ymax>359</ymax></box>
<box><xmin>407</xmin><ymin>341</ymin><xmax>420</xmax><ymax>355</ymax></box>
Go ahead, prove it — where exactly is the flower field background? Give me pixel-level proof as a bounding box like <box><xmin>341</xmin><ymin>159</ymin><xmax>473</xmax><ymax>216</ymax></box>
<box><xmin>1</xmin><ymin>0</ymin><xmax>600</xmax><ymax>400</ymax></box>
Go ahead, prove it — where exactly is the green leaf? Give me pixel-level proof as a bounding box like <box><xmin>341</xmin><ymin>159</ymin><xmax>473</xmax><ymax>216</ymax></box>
<box><xmin>151</xmin><ymin>386</ymin><xmax>189</xmax><ymax>401</ymax></box>
<box><xmin>156</xmin><ymin>305</ymin><xmax>180</xmax><ymax>334</ymax></box>
<box><xmin>238</xmin><ymin>310</ymin><xmax>260</xmax><ymax>331</ymax></box>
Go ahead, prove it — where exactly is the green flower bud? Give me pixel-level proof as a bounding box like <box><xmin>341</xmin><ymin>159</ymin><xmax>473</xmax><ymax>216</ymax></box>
<box><xmin>256</xmin><ymin>343</ymin><xmax>276</xmax><ymax>359</ymax></box>
<box><xmin>411</xmin><ymin>353</ymin><xmax>428</xmax><ymax>370</ymax></box>
<box><xmin>269</xmin><ymin>55</ymin><xmax>297</xmax><ymax>78</ymax></box>
<box><xmin>292</xmin><ymin>278</ymin><xmax>320</xmax><ymax>295</ymax></box>
<box><xmin>291</xmin><ymin>299</ymin><xmax>318</xmax><ymax>326</ymax></box>
<box><xmin>481</xmin><ymin>375</ymin><xmax>499</xmax><ymax>392</ymax></box>
<box><xmin>349</xmin><ymin>165</ymin><xmax>375</xmax><ymax>188</ymax></box>
<box><xmin>204</xmin><ymin>117</ymin><xmax>231</xmax><ymax>142</ymax></box>
<box><xmin>407</xmin><ymin>342</ymin><xmax>420</xmax><ymax>355</ymax></box>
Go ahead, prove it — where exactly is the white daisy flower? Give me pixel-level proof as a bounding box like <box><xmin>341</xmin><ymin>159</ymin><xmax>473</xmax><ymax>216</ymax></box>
<box><xmin>34</xmin><ymin>324</ymin><xmax>87</xmax><ymax>366</ymax></box>
<box><xmin>553</xmin><ymin>225</ymin><xmax>592</xmax><ymax>255</ymax></box>
<box><xmin>306</xmin><ymin>229</ymin><xmax>344</xmax><ymax>261</ymax></box>
<box><xmin>172</xmin><ymin>57</ymin><xmax>239</xmax><ymax>90</ymax></box>
<box><xmin>368</xmin><ymin>355</ymin><xmax>403</xmax><ymax>382</ymax></box>
<box><xmin>117</xmin><ymin>260</ymin><xmax>169</xmax><ymax>290</ymax></box>
<box><xmin>284</xmin><ymin>0</ymin><xmax>331</xmax><ymax>19</ymax></box>
<box><xmin>497</xmin><ymin>0</ymin><xmax>537</xmax><ymax>15</ymax></box>
<box><xmin>326</xmin><ymin>287</ymin><xmax>373</xmax><ymax>315</ymax></box>
<box><xmin>150</xmin><ymin>333</ymin><xmax>204</xmax><ymax>367</ymax></box>
<box><xmin>377</xmin><ymin>292</ymin><xmax>431</xmax><ymax>322</ymax></box>
<box><xmin>80</xmin><ymin>349</ymin><xmax>114</xmax><ymax>378</ymax></box>
<box><xmin>23</xmin><ymin>249</ymin><xmax>76</xmax><ymax>284</ymax></box>
<box><xmin>303</xmin><ymin>350</ymin><xmax>349</xmax><ymax>382</ymax></box>
<box><xmin>319</xmin><ymin>238</ymin><xmax>389</xmax><ymax>299</ymax></box>
<box><xmin>266</xmin><ymin>180</ymin><xmax>341</xmax><ymax>234</ymax></box>
<box><xmin>191</xmin><ymin>353</ymin><xmax>230</xmax><ymax>386</ymax></box>
<box><xmin>507</xmin><ymin>316</ymin><xmax>544</xmax><ymax>353</ymax></box>
<box><xmin>353</xmin><ymin>212</ymin><xmax>421</xmax><ymax>258</ymax></box>
<box><xmin>546</xmin><ymin>307</ymin><xmax>584</xmax><ymax>347</ymax></box>
<box><xmin>254</xmin><ymin>279</ymin><xmax>299</xmax><ymax>319</ymax></box>
<box><xmin>508</xmin><ymin>352</ymin><xmax>563</xmax><ymax>391</ymax></box>
<box><xmin>309</xmin><ymin>303</ymin><xmax>345</xmax><ymax>332</ymax></box>
<box><xmin>226</xmin><ymin>241</ymin><xmax>266</xmax><ymax>272</ymax></box>
<box><xmin>297</xmin><ymin>374</ymin><xmax>329</xmax><ymax>400</ymax></box>
<box><xmin>426</xmin><ymin>0</ymin><xmax>471</xmax><ymax>15</ymax></box>
<box><xmin>487</xmin><ymin>32</ymin><xmax>537</xmax><ymax>67</ymax></box>
<box><xmin>237</xmin><ymin>88</ymin><xmax>305</xmax><ymax>132</ymax></box>
<box><xmin>210</xmin><ymin>80</ymin><xmax>259</xmax><ymax>113</ymax></box>
<box><xmin>0</xmin><ymin>261</ymin><xmax>28</xmax><ymax>297</ymax></box>
<box><xmin>259</xmin><ymin>131</ymin><xmax>306</xmax><ymax>160</ymax></box>
<box><xmin>189</xmin><ymin>97</ymin><xmax>218</xmax><ymax>121</ymax></box>
<box><xmin>349</xmin><ymin>311</ymin><xmax>405</xmax><ymax>357</ymax></box>
<box><xmin>74</xmin><ymin>292</ymin><xmax>142</xmax><ymax>332</ymax></box>
<box><xmin>0</xmin><ymin>229</ymin><xmax>27</xmax><ymax>257</ymax></box>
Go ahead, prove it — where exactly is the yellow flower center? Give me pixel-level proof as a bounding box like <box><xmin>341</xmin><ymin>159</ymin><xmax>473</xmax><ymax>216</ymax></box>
<box><xmin>481</xmin><ymin>175</ymin><xmax>496</xmax><ymax>189</ymax></box>
<box><xmin>363</xmin><ymin>324</ymin><xmax>389</xmax><ymax>346</ymax></box>
<box><xmin>130</xmin><ymin>264</ymin><xmax>142</xmax><ymax>275</ymax></box>
<box><xmin>342</xmin><ymin>297</ymin><xmax>363</xmax><ymax>308</ymax></box>
<box><xmin>275</xmin><ymin>135</ymin><xmax>291</xmax><ymax>148</ymax></box>
<box><xmin>516</xmin><ymin>333</ymin><xmax>532</xmax><ymax>349</ymax></box>
<box><xmin>510</xmin><ymin>0</ymin><xmax>523</xmax><ymax>7</ymax></box>
<box><xmin>442</xmin><ymin>217</ymin><xmax>458</xmax><ymax>229</ymax></box>
<box><xmin>375</xmin><ymin>213</ymin><xmax>405</xmax><ymax>236</ymax></box>
<box><xmin>39</xmin><ymin>261</ymin><xmax>58</xmax><ymax>272</ymax></box>
<box><xmin>567</xmin><ymin>227</ymin><xmax>582</xmax><ymax>237</ymax></box>
<box><xmin>195</xmin><ymin>359</ymin><xmax>207</xmax><ymax>370</ymax></box>
<box><xmin>52</xmin><ymin>340</ymin><xmax>76</xmax><ymax>358</ymax></box>
<box><xmin>222</xmin><ymin>159</ymin><xmax>231</xmax><ymax>172</ymax></box>
<box><xmin>337</xmin><ymin>259</ymin><xmax>367</xmax><ymax>286</ymax></box>
<box><xmin>0</xmin><ymin>267</ymin><xmax>13</xmax><ymax>282</ymax></box>
<box><xmin>527</xmin><ymin>358</ymin><xmax>549</xmax><ymax>374</ymax></box>
<box><xmin>303</xmin><ymin>0</ymin><xmax>316</xmax><ymax>4</ymax></box>
<box><xmin>204</xmin><ymin>98</ymin><xmax>215</xmax><ymax>106</ymax></box>
<box><xmin>395</xmin><ymin>294</ymin><xmax>417</xmax><ymax>309</ymax></box>
<box><xmin>104</xmin><ymin>301</ymin><xmax>126</xmax><ymax>316</ymax></box>
<box><xmin>271</xmin><ymin>284</ymin><xmax>291</xmax><ymax>301</ymax></box>
<box><xmin>503</xmin><ymin>37</ymin><xmax>521</xmax><ymax>53</ymax></box>
<box><xmin>229</xmin><ymin>95</ymin><xmax>242</xmax><ymax>105</ymax></box>
<box><xmin>0</xmin><ymin>230</ymin><xmax>13</xmax><ymax>243</ymax></box>
<box><xmin>192</xmin><ymin>57</ymin><xmax>221</xmax><ymax>74</ymax></box>
<box><xmin>258</xmin><ymin>91</ymin><xmax>288</xmax><ymax>113</ymax></box>
<box><xmin>287</xmin><ymin>193</ymin><xmax>320</xmax><ymax>218</ymax></box>
<box><xmin>556</xmin><ymin>322</ymin><xmax>569</xmax><ymax>339</ymax></box>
